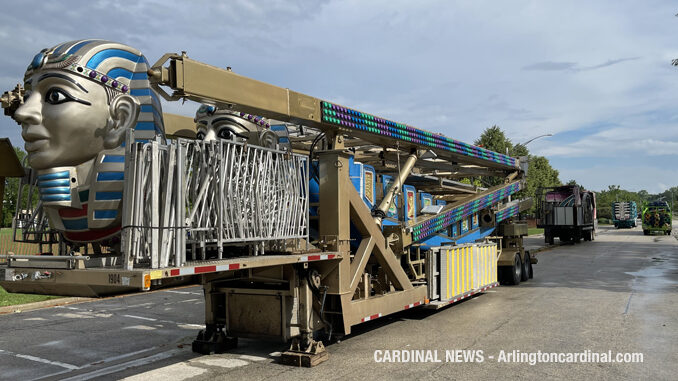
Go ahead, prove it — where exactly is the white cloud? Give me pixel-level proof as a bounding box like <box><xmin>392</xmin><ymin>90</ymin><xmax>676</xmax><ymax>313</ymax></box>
<box><xmin>0</xmin><ymin>0</ymin><xmax>676</xmax><ymax>193</ymax></box>
<box><xmin>562</xmin><ymin>165</ymin><xmax>678</xmax><ymax>194</ymax></box>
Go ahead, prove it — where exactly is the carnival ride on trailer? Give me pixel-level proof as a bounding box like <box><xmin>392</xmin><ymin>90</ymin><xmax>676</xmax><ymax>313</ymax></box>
<box><xmin>0</xmin><ymin>40</ymin><xmax>535</xmax><ymax>366</ymax></box>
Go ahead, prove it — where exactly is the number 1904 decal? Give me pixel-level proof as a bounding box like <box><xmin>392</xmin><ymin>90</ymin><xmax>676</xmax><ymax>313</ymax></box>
<box><xmin>108</xmin><ymin>273</ymin><xmax>121</xmax><ymax>284</ymax></box>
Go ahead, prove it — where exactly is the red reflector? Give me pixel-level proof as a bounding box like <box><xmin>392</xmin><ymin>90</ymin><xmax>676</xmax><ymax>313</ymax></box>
<box><xmin>194</xmin><ymin>266</ymin><xmax>216</xmax><ymax>274</ymax></box>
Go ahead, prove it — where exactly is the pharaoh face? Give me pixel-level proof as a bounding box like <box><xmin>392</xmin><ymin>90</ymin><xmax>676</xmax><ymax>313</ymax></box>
<box><xmin>195</xmin><ymin>110</ymin><xmax>251</xmax><ymax>142</ymax></box>
<box><xmin>194</xmin><ymin>105</ymin><xmax>277</xmax><ymax>147</ymax></box>
<box><xmin>14</xmin><ymin>70</ymin><xmax>110</xmax><ymax>170</ymax></box>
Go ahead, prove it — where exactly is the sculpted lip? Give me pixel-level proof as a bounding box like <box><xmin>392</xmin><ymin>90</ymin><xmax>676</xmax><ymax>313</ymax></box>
<box><xmin>25</xmin><ymin>139</ymin><xmax>48</xmax><ymax>153</ymax></box>
<box><xmin>22</xmin><ymin>126</ymin><xmax>50</xmax><ymax>153</ymax></box>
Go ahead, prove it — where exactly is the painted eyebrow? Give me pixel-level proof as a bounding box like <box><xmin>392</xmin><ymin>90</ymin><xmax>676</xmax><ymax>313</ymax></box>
<box><xmin>37</xmin><ymin>73</ymin><xmax>88</xmax><ymax>93</ymax></box>
<box><xmin>198</xmin><ymin>120</ymin><xmax>208</xmax><ymax>125</ymax></box>
<box><xmin>212</xmin><ymin>117</ymin><xmax>248</xmax><ymax>130</ymax></box>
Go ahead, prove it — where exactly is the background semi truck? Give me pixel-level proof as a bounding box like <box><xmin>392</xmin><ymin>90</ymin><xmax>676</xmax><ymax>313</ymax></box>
<box><xmin>536</xmin><ymin>185</ymin><xmax>597</xmax><ymax>244</ymax></box>
<box><xmin>642</xmin><ymin>201</ymin><xmax>672</xmax><ymax>235</ymax></box>
<box><xmin>612</xmin><ymin>201</ymin><xmax>637</xmax><ymax>229</ymax></box>
<box><xmin>1</xmin><ymin>48</ymin><xmax>536</xmax><ymax>365</ymax></box>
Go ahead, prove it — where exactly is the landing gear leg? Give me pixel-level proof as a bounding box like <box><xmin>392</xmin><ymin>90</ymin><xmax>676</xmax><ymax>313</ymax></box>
<box><xmin>281</xmin><ymin>333</ymin><xmax>329</xmax><ymax>367</ymax></box>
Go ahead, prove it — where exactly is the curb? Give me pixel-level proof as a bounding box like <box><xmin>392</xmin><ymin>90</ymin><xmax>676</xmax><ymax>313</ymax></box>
<box><xmin>0</xmin><ymin>297</ymin><xmax>94</xmax><ymax>315</ymax></box>
<box><xmin>530</xmin><ymin>244</ymin><xmax>557</xmax><ymax>255</ymax></box>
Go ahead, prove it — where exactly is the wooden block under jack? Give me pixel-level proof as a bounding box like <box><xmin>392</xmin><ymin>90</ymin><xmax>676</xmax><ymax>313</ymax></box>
<box><xmin>280</xmin><ymin>338</ymin><xmax>329</xmax><ymax>367</ymax></box>
<box><xmin>280</xmin><ymin>350</ymin><xmax>329</xmax><ymax>367</ymax></box>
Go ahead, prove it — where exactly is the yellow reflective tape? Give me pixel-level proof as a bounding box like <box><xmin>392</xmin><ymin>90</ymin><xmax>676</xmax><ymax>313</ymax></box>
<box><xmin>446</xmin><ymin>249</ymin><xmax>450</xmax><ymax>299</ymax></box>
<box><xmin>480</xmin><ymin>246</ymin><xmax>484</xmax><ymax>286</ymax></box>
<box><xmin>461</xmin><ymin>247</ymin><xmax>466</xmax><ymax>293</ymax></box>
<box><xmin>484</xmin><ymin>246</ymin><xmax>487</xmax><ymax>286</ymax></box>
<box><xmin>454</xmin><ymin>248</ymin><xmax>459</xmax><ymax>296</ymax></box>
<box><xmin>468</xmin><ymin>247</ymin><xmax>472</xmax><ymax>292</ymax></box>
<box><xmin>150</xmin><ymin>270</ymin><xmax>163</xmax><ymax>280</ymax></box>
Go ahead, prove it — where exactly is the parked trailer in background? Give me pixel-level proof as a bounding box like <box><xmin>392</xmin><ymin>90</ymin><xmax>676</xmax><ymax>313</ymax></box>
<box><xmin>612</xmin><ymin>201</ymin><xmax>637</xmax><ymax>229</ymax></box>
<box><xmin>642</xmin><ymin>201</ymin><xmax>672</xmax><ymax>235</ymax></box>
<box><xmin>536</xmin><ymin>185</ymin><xmax>597</xmax><ymax>245</ymax></box>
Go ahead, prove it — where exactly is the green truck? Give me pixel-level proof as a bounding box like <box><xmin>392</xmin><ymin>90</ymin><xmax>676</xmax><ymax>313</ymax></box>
<box><xmin>642</xmin><ymin>201</ymin><xmax>672</xmax><ymax>235</ymax></box>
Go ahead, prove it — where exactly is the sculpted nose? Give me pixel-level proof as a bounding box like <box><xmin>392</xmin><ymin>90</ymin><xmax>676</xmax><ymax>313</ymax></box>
<box><xmin>14</xmin><ymin>93</ymin><xmax>42</xmax><ymax>125</ymax></box>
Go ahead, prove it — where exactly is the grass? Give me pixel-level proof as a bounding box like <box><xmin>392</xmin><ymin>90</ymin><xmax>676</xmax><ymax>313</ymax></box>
<box><xmin>0</xmin><ymin>286</ymin><xmax>61</xmax><ymax>307</ymax></box>
<box><xmin>527</xmin><ymin>228</ymin><xmax>544</xmax><ymax>236</ymax></box>
<box><xmin>0</xmin><ymin>228</ymin><xmax>62</xmax><ymax>307</ymax></box>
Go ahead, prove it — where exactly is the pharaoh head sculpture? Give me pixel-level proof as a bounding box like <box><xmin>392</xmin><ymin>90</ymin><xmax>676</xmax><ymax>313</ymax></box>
<box><xmin>194</xmin><ymin>104</ymin><xmax>282</xmax><ymax>149</ymax></box>
<box><xmin>6</xmin><ymin>40</ymin><xmax>165</xmax><ymax>243</ymax></box>
<box><xmin>14</xmin><ymin>39</ymin><xmax>164</xmax><ymax>169</ymax></box>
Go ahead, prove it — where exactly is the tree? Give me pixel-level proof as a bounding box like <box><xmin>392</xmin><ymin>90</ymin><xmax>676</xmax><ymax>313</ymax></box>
<box><xmin>512</xmin><ymin>144</ymin><xmax>529</xmax><ymax>157</ymax></box>
<box><xmin>2</xmin><ymin>146</ymin><xmax>27</xmax><ymax>227</ymax></box>
<box><xmin>474</xmin><ymin>125</ymin><xmax>513</xmax><ymax>156</ymax></box>
<box><xmin>473</xmin><ymin>125</ymin><xmax>560</xmax><ymax>213</ymax></box>
<box><xmin>519</xmin><ymin>155</ymin><xmax>561</xmax><ymax>213</ymax></box>
<box><xmin>474</xmin><ymin>126</ymin><xmax>515</xmax><ymax>186</ymax></box>
<box><xmin>566</xmin><ymin>179</ymin><xmax>581</xmax><ymax>187</ymax></box>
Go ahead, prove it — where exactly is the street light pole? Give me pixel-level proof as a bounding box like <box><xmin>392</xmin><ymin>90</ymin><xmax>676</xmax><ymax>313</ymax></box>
<box><xmin>520</xmin><ymin>133</ymin><xmax>553</xmax><ymax>147</ymax></box>
<box><xmin>512</xmin><ymin>133</ymin><xmax>553</xmax><ymax>157</ymax></box>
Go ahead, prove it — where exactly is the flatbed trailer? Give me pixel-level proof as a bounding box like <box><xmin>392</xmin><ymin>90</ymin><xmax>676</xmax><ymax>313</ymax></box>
<box><xmin>1</xmin><ymin>46</ymin><xmax>535</xmax><ymax>366</ymax></box>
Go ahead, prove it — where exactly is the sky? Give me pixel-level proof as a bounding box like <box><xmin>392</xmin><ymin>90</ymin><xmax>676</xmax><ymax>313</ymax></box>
<box><xmin>0</xmin><ymin>0</ymin><xmax>676</xmax><ymax>193</ymax></box>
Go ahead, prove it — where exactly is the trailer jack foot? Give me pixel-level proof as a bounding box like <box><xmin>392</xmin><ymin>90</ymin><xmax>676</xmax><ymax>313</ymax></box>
<box><xmin>192</xmin><ymin>325</ymin><xmax>237</xmax><ymax>355</ymax></box>
<box><xmin>280</xmin><ymin>337</ymin><xmax>329</xmax><ymax>367</ymax></box>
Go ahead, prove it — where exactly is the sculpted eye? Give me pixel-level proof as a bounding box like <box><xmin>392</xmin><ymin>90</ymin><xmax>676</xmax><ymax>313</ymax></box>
<box><xmin>45</xmin><ymin>88</ymin><xmax>74</xmax><ymax>105</ymax></box>
<box><xmin>196</xmin><ymin>131</ymin><xmax>206</xmax><ymax>140</ymax></box>
<box><xmin>218</xmin><ymin>128</ymin><xmax>233</xmax><ymax>140</ymax></box>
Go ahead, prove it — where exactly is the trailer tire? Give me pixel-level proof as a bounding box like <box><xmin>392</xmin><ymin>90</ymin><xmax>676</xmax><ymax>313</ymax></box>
<box><xmin>501</xmin><ymin>254</ymin><xmax>522</xmax><ymax>286</ymax></box>
<box><xmin>521</xmin><ymin>252</ymin><xmax>530</xmax><ymax>282</ymax></box>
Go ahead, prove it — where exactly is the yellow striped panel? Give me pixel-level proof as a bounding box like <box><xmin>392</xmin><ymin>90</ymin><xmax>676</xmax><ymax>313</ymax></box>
<box><xmin>469</xmin><ymin>247</ymin><xmax>473</xmax><ymax>293</ymax></box>
<box><xmin>446</xmin><ymin>248</ymin><xmax>450</xmax><ymax>299</ymax></box>
<box><xmin>461</xmin><ymin>247</ymin><xmax>466</xmax><ymax>294</ymax></box>
<box><xmin>481</xmin><ymin>246</ymin><xmax>485</xmax><ymax>286</ymax></box>
<box><xmin>486</xmin><ymin>245</ymin><xmax>490</xmax><ymax>285</ymax></box>
<box><xmin>467</xmin><ymin>246</ymin><xmax>472</xmax><ymax>292</ymax></box>
<box><xmin>456</xmin><ymin>248</ymin><xmax>460</xmax><ymax>295</ymax></box>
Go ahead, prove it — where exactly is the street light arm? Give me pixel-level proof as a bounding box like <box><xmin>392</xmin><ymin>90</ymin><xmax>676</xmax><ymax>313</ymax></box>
<box><xmin>520</xmin><ymin>133</ymin><xmax>553</xmax><ymax>147</ymax></box>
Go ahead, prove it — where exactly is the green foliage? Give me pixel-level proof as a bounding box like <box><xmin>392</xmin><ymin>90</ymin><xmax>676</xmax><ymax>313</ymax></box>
<box><xmin>473</xmin><ymin>125</ymin><xmax>561</xmax><ymax>212</ymax></box>
<box><xmin>2</xmin><ymin>147</ymin><xmax>28</xmax><ymax>227</ymax></box>
<box><xmin>474</xmin><ymin>126</ymin><xmax>515</xmax><ymax>187</ymax></box>
<box><xmin>512</xmin><ymin>144</ymin><xmax>529</xmax><ymax>157</ymax></box>
<box><xmin>474</xmin><ymin>125</ymin><xmax>513</xmax><ymax>156</ymax></box>
<box><xmin>594</xmin><ymin>185</ymin><xmax>649</xmax><ymax>219</ymax></box>
<box><xmin>566</xmin><ymin>179</ymin><xmax>581</xmax><ymax>187</ymax></box>
<box><xmin>518</xmin><ymin>155</ymin><xmax>561</xmax><ymax>213</ymax></box>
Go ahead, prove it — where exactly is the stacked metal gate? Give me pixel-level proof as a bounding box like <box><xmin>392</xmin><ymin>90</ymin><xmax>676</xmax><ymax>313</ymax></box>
<box><xmin>121</xmin><ymin>136</ymin><xmax>309</xmax><ymax>270</ymax></box>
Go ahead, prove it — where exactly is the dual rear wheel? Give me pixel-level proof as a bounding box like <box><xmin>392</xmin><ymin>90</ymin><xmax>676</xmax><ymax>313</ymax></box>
<box><xmin>499</xmin><ymin>252</ymin><xmax>532</xmax><ymax>285</ymax></box>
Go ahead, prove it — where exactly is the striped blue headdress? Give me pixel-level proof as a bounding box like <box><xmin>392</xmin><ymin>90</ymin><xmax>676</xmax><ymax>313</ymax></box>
<box><xmin>25</xmin><ymin>39</ymin><xmax>164</xmax><ymax>141</ymax></box>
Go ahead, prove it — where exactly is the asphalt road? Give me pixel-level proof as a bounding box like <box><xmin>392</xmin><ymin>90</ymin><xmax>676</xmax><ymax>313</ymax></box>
<box><xmin>0</xmin><ymin>223</ymin><xmax>676</xmax><ymax>380</ymax></box>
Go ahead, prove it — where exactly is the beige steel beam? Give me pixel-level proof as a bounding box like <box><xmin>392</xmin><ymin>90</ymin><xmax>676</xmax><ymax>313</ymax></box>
<box><xmin>148</xmin><ymin>54</ymin><xmax>521</xmax><ymax>172</ymax></box>
<box><xmin>373</xmin><ymin>150</ymin><xmax>420</xmax><ymax>225</ymax></box>
<box><xmin>347</xmin><ymin>183</ymin><xmax>413</xmax><ymax>291</ymax></box>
